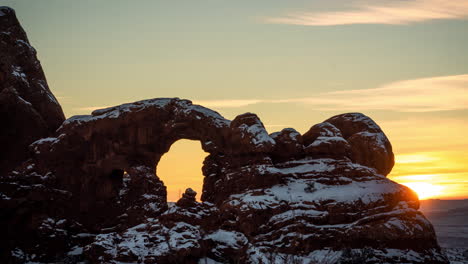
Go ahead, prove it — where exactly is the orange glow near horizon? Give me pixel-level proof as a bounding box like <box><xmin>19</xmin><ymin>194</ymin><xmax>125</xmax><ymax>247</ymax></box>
<box><xmin>401</xmin><ymin>182</ymin><xmax>444</xmax><ymax>200</ymax></box>
<box><xmin>389</xmin><ymin>150</ymin><xmax>468</xmax><ymax>200</ymax></box>
<box><xmin>157</xmin><ymin>139</ymin><xmax>207</xmax><ymax>202</ymax></box>
<box><xmin>381</xmin><ymin>118</ymin><xmax>468</xmax><ymax>200</ymax></box>
<box><xmin>156</xmin><ymin>136</ymin><xmax>468</xmax><ymax>202</ymax></box>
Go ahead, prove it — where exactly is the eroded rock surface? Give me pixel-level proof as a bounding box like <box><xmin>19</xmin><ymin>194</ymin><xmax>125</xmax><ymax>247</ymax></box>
<box><xmin>0</xmin><ymin>6</ymin><xmax>65</xmax><ymax>175</ymax></box>
<box><xmin>0</xmin><ymin>6</ymin><xmax>448</xmax><ymax>264</ymax></box>
<box><xmin>0</xmin><ymin>97</ymin><xmax>448</xmax><ymax>264</ymax></box>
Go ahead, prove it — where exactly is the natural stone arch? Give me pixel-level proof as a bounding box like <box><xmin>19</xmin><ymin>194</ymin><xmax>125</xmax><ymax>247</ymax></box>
<box><xmin>32</xmin><ymin>98</ymin><xmax>231</xmax><ymax>230</ymax></box>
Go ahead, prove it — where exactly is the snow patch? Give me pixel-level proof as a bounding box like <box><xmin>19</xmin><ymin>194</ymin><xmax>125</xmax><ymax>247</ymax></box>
<box><xmin>338</xmin><ymin>113</ymin><xmax>382</xmax><ymax>132</ymax></box>
<box><xmin>205</xmin><ymin>230</ymin><xmax>248</xmax><ymax>249</ymax></box>
<box><xmin>32</xmin><ymin>137</ymin><xmax>58</xmax><ymax>146</ymax></box>
<box><xmin>38</xmin><ymin>81</ymin><xmax>59</xmax><ymax>105</ymax></box>
<box><xmin>0</xmin><ymin>192</ymin><xmax>11</xmax><ymax>200</ymax></box>
<box><xmin>11</xmin><ymin>66</ymin><xmax>29</xmax><ymax>85</ymax></box>
<box><xmin>16</xmin><ymin>95</ymin><xmax>32</xmax><ymax>106</ymax></box>
<box><xmin>308</xmin><ymin>136</ymin><xmax>348</xmax><ymax>147</ymax></box>
<box><xmin>230</xmin><ymin>177</ymin><xmax>403</xmax><ymax>213</ymax></box>
<box><xmin>68</xmin><ymin>246</ymin><xmax>83</xmax><ymax>256</ymax></box>
<box><xmin>354</xmin><ymin>131</ymin><xmax>389</xmax><ymax>152</ymax></box>
<box><xmin>0</xmin><ymin>7</ymin><xmax>10</xmax><ymax>16</ymax></box>
<box><xmin>16</xmin><ymin>39</ymin><xmax>34</xmax><ymax>52</ymax></box>
<box><xmin>242</xmin><ymin>122</ymin><xmax>275</xmax><ymax>146</ymax></box>
<box><xmin>61</xmin><ymin>98</ymin><xmax>230</xmax><ymax>129</ymax></box>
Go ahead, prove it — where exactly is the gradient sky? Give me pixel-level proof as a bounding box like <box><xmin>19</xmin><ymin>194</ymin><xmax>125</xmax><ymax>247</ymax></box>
<box><xmin>5</xmin><ymin>0</ymin><xmax>468</xmax><ymax>201</ymax></box>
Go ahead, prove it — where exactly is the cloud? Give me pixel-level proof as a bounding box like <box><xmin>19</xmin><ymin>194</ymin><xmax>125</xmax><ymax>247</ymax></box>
<box><xmin>306</xmin><ymin>74</ymin><xmax>468</xmax><ymax>112</ymax></box>
<box><xmin>192</xmin><ymin>99</ymin><xmax>262</xmax><ymax>108</ymax></box>
<box><xmin>265</xmin><ymin>0</ymin><xmax>468</xmax><ymax>26</ymax></box>
<box><xmin>73</xmin><ymin>106</ymin><xmax>111</xmax><ymax>112</ymax></box>
<box><xmin>73</xmin><ymin>74</ymin><xmax>468</xmax><ymax>114</ymax></box>
<box><xmin>193</xmin><ymin>74</ymin><xmax>468</xmax><ymax>112</ymax></box>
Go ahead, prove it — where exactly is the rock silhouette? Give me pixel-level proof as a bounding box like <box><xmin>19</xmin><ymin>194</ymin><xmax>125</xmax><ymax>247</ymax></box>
<box><xmin>0</xmin><ymin>6</ymin><xmax>65</xmax><ymax>176</ymax></box>
<box><xmin>0</xmin><ymin>6</ymin><xmax>448</xmax><ymax>264</ymax></box>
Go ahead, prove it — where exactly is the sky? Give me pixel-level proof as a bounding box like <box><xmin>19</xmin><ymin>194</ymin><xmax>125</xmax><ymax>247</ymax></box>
<box><xmin>4</xmin><ymin>0</ymin><xmax>468</xmax><ymax>201</ymax></box>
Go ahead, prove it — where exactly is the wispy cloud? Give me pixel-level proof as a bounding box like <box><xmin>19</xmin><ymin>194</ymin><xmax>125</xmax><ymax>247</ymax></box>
<box><xmin>73</xmin><ymin>106</ymin><xmax>111</xmax><ymax>112</ymax></box>
<box><xmin>193</xmin><ymin>74</ymin><xmax>468</xmax><ymax>112</ymax></box>
<box><xmin>266</xmin><ymin>0</ymin><xmax>468</xmax><ymax>26</ymax></box>
<box><xmin>192</xmin><ymin>99</ymin><xmax>262</xmax><ymax>108</ymax></box>
<box><xmin>72</xmin><ymin>74</ymin><xmax>468</xmax><ymax>114</ymax></box>
<box><xmin>308</xmin><ymin>74</ymin><xmax>468</xmax><ymax>112</ymax></box>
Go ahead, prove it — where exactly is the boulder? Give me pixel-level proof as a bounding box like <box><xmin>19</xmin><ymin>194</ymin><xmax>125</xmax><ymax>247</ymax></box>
<box><xmin>270</xmin><ymin>128</ymin><xmax>304</xmax><ymax>161</ymax></box>
<box><xmin>176</xmin><ymin>188</ymin><xmax>198</xmax><ymax>208</ymax></box>
<box><xmin>325</xmin><ymin>113</ymin><xmax>394</xmax><ymax>175</ymax></box>
<box><xmin>228</xmin><ymin>112</ymin><xmax>275</xmax><ymax>154</ymax></box>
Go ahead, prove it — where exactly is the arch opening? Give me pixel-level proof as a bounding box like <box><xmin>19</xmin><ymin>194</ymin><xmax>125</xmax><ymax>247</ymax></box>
<box><xmin>157</xmin><ymin>139</ymin><xmax>209</xmax><ymax>202</ymax></box>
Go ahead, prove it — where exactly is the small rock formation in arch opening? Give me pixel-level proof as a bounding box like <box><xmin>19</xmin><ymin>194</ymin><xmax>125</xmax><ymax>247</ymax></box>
<box><xmin>0</xmin><ymin>6</ymin><xmax>448</xmax><ymax>264</ymax></box>
<box><xmin>176</xmin><ymin>188</ymin><xmax>198</xmax><ymax>208</ymax></box>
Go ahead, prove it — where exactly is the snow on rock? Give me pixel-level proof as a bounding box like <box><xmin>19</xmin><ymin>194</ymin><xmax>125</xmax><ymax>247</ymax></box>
<box><xmin>245</xmin><ymin>244</ymin><xmax>448</xmax><ymax>264</ymax></box>
<box><xmin>246</xmin><ymin>246</ymin><xmax>343</xmax><ymax>264</ymax></box>
<box><xmin>16</xmin><ymin>93</ymin><xmax>32</xmax><ymax>106</ymax></box>
<box><xmin>2</xmin><ymin>99</ymin><xmax>445</xmax><ymax>263</ymax></box>
<box><xmin>443</xmin><ymin>248</ymin><xmax>468</xmax><ymax>264</ymax></box>
<box><xmin>227</xmin><ymin>176</ymin><xmax>405</xmax><ymax>213</ymax></box>
<box><xmin>31</xmin><ymin>137</ymin><xmax>59</xmax><ymax>146</ymax></box>
<box><xmin>302</xmin><ymin>122</ymin><xmax>351</xmax><ymax>160</ymax></box>
<box><xmin>270</xmin><ymin>128</ymin><xmax>304</xmax><ymax>159</ymax></box>
<box><xmin>62</xmin><ymin>98</ymin><xmax>229</xmax><ymax>130</ymax></box>
<box><xmin>205</xmin><ymin>230</ymin><xmax>248</xmax><ymax>250</ymax></box>
<box><xmin>11</xmin><ymin>65</ymin><xmax>30</xmax><ymax>85</ymax></box>
<box><xmin>323</xmin><ymin>113</ymin><xmax>394</xmax><ymax>175</ymax></box>
<box><xmin>177</xmin><ymin>99</ymin><xmax>231</xmax><ymax>128</ymax></box>
<box><xmin>326</xmin><ymin>112</ymin><xmax>383</xmax><ymax>137</ymax></box>
<box><xmin>91</xmin><ymin>98</ymin><xmax>172</xmax><ymax>117</ymax></box>
<box><xmin>0</xmin><ymin>192</ymin><xmax>11</xmax><ymax>200</ymax></box>
<box><xmin>229</xmin><ymin>112</ymin><xmax>276</xmax><ymax>153</ymax></box>
<box><xmin>308</xmin><ymin>136</ymin><xmax>348</xmax><ymax>148</ymax></box>
<box><xmin>247</xmin><ymin>122</ymin><xmax>275</xmax><ymax>146</ymax></box>
<box><xmin>85</xmin><ymin>201</ymin><xmax>220</xmax><ymax>263</ymax></box>
<box><xmin>29</xmin><ymin>134</ymin><xmax>66</xmax><ymax>155</ymax></box>
<box><xmin>0</xmin><ymin>5</ymin><xmax>65</xmax><ymax>177</ymax></box>
<box><xmin>0</xmin><ymin>6</ymin><xmax>12</xmax><ymax>17</ymax></box>
<box><xmin>16</xmin><ymin>39</ymin><xmax>34</xmax><ymax>50</ymax></box>
<box><xmin>303</xmin><ymin>122</ymin><xmax>343</xmax><ymax>146</ymax></box>
<box><xmin>68</xmin><ymin>246</ymin><xmax>83</xmax><ymax>256</ymax></box>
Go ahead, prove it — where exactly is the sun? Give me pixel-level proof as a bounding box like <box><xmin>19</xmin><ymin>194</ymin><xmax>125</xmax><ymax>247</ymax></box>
<box><xmin>402</xmin><ymin>182</ymin><xmax>444</xmax><ymax>200</ymax></box>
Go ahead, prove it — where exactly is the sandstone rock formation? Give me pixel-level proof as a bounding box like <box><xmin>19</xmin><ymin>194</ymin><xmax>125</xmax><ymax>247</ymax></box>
<box><xmin>0</xmin><ymin>6</ymin><xmax>65</xmax><ymax>175</ymax></box>
<box><xmin>0</xmin><ymin>6</ymin><xmax>448</xmax><ymax>264</ymax></box>
<box><xmin>0</xmin><ymin>96</ymin><xmax>448</xmax><ymax>263</ymax></box>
